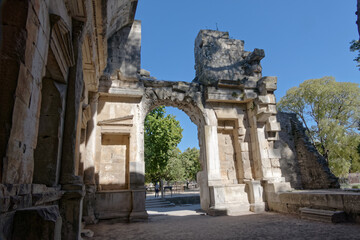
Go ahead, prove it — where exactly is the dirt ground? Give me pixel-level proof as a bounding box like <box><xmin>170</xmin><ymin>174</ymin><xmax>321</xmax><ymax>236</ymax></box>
<box><xmin>84</xmin><ymin>204</ymin><xmax>360</xmax><ymax>240</ymax></box>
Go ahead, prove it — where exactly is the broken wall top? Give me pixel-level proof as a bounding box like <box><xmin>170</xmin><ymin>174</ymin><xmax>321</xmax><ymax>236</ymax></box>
<box><xmin>194</xmin><ymin>30</ymin><xmax>265</xmax><ymax>87</ymax></box>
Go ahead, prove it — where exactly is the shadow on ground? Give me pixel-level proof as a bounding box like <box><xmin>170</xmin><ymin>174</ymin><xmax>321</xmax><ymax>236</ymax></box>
<box><xmin>84</xmin><ymin>204</ymin><xmax>360</xmax><ymax>240</ymax></box>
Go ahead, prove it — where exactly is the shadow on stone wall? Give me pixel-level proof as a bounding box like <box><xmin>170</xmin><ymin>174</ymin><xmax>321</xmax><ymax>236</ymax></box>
<box><xmin>276</xmin><ymin>112</ymin><xmax>339</xmax><ymax>189</ymax></box>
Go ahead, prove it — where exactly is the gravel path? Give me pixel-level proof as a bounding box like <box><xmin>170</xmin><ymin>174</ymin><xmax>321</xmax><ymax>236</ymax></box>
<box><xmin>84</xmin><ymin>205</ymin><xmax>360</xmax><ymax>240</ymax></box>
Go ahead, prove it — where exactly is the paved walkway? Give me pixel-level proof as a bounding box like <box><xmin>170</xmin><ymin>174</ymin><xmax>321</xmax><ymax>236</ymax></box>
<box><xmin>84</xmin><ymin>204</ymin><xmax>360</xmax><ymax>240</ymax></box>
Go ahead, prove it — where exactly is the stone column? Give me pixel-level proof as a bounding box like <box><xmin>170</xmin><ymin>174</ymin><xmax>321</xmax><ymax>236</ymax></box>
<box><xmin>83</xmin><ymin>93</ymin><xmax>98</xmax><ymax>185</ymax></box>
<box><xmin>197</xmin><ymin>125</ymin><xmax>210</xmax><ymax>211</ymax></box>
<box><xmin>204</xmin><ymin>125</ymin><xmax>222</xmax><ymax>184</ymax></box>
<box><xmin>204</xmin><ymin>125</ymin><xmax>227</xmax><ymax>214</ymax></box>
<box><xmin>60</xmin><ymin>17</ymin><xmax>85</xmax><ymax>185</ymax></box>
<box><xmin>129</xmin><ymin>102</ymin><xmax>148</xmax><ymax>221</ymax></box>
<box><xmin>59</xmin><ymin>18</ymin><xmax>86</xmax><ymax>240</ymax></box>
<box><xmin>82</xmin><ymin>92</ymin><xmax>98</xmax><ymax>224</ymax></box>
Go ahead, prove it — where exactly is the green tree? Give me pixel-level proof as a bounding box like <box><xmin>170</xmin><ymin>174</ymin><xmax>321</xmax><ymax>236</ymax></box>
<box><xmin>162</xmin><ymin>147</ymin><xmax>201</xmax><ymax>182</ymax></box>
<box><xmin>165</xmin><ymin>148</ymin><xmax>186</xmax><ymax>181</ymax></box>
<box><xmin>277</xmin><ymin>77</ymin><xmax>360</xmax><ymax>176</ymax></box>
<box><xmin>144</xmin><ymin>106</ymin><xmax>183</xmax><ymax>183</ymax></box>
<box><xmin>180</xmin><ymin>147</ymin><xmax>201</xmax><ymax>181</ymax></box>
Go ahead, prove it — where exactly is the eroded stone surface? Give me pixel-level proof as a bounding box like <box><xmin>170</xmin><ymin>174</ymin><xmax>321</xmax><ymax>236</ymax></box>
<box><xmin>0</xmin><ymin>0</ymin><xmax>351</xmax><ymax>239</ymax></box>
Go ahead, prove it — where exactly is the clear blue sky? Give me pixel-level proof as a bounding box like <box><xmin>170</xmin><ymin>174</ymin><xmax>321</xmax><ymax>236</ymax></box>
<box><xmin>135</xmin><ymin>0</ymin><xmax>360</xmax><ymax>152</ymax></box>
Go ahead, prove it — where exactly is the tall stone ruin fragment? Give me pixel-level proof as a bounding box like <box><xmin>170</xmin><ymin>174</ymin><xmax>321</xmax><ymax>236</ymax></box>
<box><xmin>192</xmin><ymin>30</ymin><xmax>292</xmax><ymax>213</ymax></box>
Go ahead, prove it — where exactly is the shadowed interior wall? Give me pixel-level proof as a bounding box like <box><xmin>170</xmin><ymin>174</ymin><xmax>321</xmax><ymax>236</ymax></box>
<box><xmin>33</xmin><ymin>76</ymin><xmax>66</xmax><ymax>186</ymax></box>
<box><xmin>0</xmin><ymin>1</ymin><xmax>30</xmax><ymax>183</ymax></box>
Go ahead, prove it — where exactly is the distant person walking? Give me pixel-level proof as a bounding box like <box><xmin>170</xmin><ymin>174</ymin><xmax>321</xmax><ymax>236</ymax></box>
<box><xmin>155</xmin><ymin>182</ymin><xmax>160</xmax><ymax>198</ymax></box>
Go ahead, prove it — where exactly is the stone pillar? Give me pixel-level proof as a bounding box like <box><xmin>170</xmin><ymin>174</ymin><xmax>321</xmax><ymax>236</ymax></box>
<box><xmin>204</xmin><ymin>125</ymin><xmax>226</xmax><ymax>214</ymax></box>
<box><xmin>248</xmin><ymin>77</ymin><xmax>292</xmax><ymax>210</ymax></box>
<box><xmin>60</xmin><ymin>183</ymin><xmax>85</xmax><ymax>240</ymax></box>
<box><xmin>197</xmin><ymin>125</ymin><xmax>210</xmax><ymax>211</ymax></box>
<box><xmin>82</xmin><ymin>93</ymin><xmax>98</xmax><ymax>224</ymax></box>
<box><xmin>129</xmin><ymin>189</ymin><xmax>148</xmax><ymax>221</ymax></box>
<box><xmin>59</xmin><ymin>18</ymin><xmax>86</xmax><ymax>240</ymax></box>
<box><xmin>204</xmin><ymin>125</ymin><xmax>222</xmax><ymax>184</ymax></box>
<box><xmin>60</xmin><ymin>17</ymin><xmax>85</xmax><ymax>185</ymax></box>
<box><xmin>245</xmin><ymin>180</ymin><xmax>265</xmax><ymax>212</ymax></box>
<box><xmin>83</xmin><ymin>93</ymin><xmax>98</xmax><ymax>185</ymax></box>
<box><xmin>251</xmin><ymin>77</ymin><xmax>290</xmax><ymax>182</ymax></box>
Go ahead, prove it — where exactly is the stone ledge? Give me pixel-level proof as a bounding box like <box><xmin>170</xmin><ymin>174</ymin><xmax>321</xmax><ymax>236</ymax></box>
<box><xmin>300</xmin><ymin>207</ymin><xmax>346</xmax><ymax>223</ymax></box>
<box><xmin>0</xmin><ymin>184</ymin><xmax>63</xmax><ymax>213</ymax></box>
<box><xmin>268</xmin><ymin>190</ymin><xmax>360</xmax><ymax>223</ymax></box>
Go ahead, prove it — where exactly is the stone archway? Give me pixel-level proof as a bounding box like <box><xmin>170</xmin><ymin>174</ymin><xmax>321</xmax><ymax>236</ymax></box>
<box><xmin>92</xmin><ymin>26</ymin><xmax>293</xmax><ymax>219</ymax></box>
<box><xmin>140</xmin><ymin>80</ymin><xmax>212</xmax><ymax>211</ymax></box>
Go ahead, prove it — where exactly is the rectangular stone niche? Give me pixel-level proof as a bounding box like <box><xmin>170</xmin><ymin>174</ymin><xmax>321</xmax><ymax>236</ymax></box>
<box><xmin>100</xmin><ymin>134</ymin><xmax>130</xmax><ymax>190</ymax></box>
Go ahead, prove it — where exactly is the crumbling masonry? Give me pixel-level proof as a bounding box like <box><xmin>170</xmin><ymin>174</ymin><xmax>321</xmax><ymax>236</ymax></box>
<box><xmin>0</xmin><ymin>0</ymin><xmax>359</xmax><ymax>239</ymax></box>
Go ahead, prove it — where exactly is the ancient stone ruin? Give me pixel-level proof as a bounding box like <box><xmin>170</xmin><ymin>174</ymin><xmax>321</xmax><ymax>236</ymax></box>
<box><xmin>0</xmin><ymin>0</ymin><xmax>358</xmax><ymax>239</ymax></box>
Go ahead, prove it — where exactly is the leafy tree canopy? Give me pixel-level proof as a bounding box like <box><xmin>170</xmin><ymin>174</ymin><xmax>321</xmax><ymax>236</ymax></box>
<box><xmin>144</xmin><ymin>106</ymin><xmax>183</xmax><ymax>183</ymax></box>
<box><xmin>165</xmin><ymin>147</ymin><xmax>201</xmax><ymax>182</ymax></box>
<box><xmin>277</xmin><ymin>77</ymin><xmax>360</xmax><ymax>176</ymax></box>
<box><xmin>180</xmin><ymin>147</ymin><xmax>201</xmax><ymax>181</ymax></box>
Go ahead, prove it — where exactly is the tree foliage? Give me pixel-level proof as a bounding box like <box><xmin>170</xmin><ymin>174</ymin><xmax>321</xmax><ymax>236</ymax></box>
<box><xmin>180</xmin><ymin>147</ymin><xmax>201</xmax><ymax>181</ymax></box>
<box><xmin>277</xmin><ymin>77</ymin><xmax>360</xmax><ymax>176</ymax></box>
<box><xmin>144</xmin><ymin>106</ymin><xmax>183</xmax><ymax>183</ymax></box>
<box><xmin>165</xmin><ymin>148</ymin><xmax>186</xmax><ymax>181</ymax></box>
<box><xmin>165</xmin><ymin>147</ymin><xmax>201</xmax><ymax>182</ymax></box>
<box><xmin>350</xmin><ymin>40</ymin><xmax>360</xmax><ymax>70</ymax></box>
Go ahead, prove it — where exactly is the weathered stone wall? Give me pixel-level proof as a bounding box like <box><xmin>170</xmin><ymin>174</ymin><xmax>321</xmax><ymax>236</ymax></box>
<box><xmin>276</xmin><ymin>112</ymin><xmax>339</xmax><ymax>189</ymax></box>
<box><xmin>104</xmin><ymin>20</ymin><xmax>141</xmax><ymax>79</ymax></box>
<box><xmin>275</xmin><ymin>112</ymin><xmax>303</xmax><ymax>189</ymax></box>
<box><xmin>0</xmin><ymin>0</ymin><xmax>350</xmax><ymax>238</ymax></box>
<box><xmin>1</xmin><ymin>0</ymin><xmax>50</xmax><ymax>184</ymax></box>
<box><xmin>0</xmin><ymin>0</ymin><xmax>140</xmax><ymax>238</ymax></box>
<box><xmin>194</xmin><ymin>30</ymin><xmax>264</xmax><ymax>86</ymax></box>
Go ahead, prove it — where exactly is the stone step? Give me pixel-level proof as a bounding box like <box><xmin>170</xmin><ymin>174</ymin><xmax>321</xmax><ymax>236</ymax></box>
<box><xmin>146</xmin><ymin>198</ymin><xmax>168</xmax><ymax>202</ymax></box>
<box><xmin>299</xmin><ymin>207</ymin><xmax>346</xmax><ymax>223</ymax></box>
<box><xmin>145</xmin><ymin>198</ymin><xmax>175</xmax><ymax>208</ymax></box>
<box><xmin>146</xmin><ymin>203</ymin><xmax>175</xmax><ymax>208</ymax></box>
<box><xmin>145</xmin><ymin>200</ymin><xmax>169</xmax><ymax>204</ymax></box>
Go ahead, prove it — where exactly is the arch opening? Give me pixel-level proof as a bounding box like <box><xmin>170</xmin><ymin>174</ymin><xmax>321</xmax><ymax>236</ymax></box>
<box><xmin>143</xmin><ymin>106</ymin><xmax>202</xmax><ymax>204</ymax></box>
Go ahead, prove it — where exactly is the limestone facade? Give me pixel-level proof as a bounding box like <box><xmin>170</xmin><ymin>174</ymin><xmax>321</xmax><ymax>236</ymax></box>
<box><xmin>0</xmin><ymin>0</ymin><xmax>354</xmax><ymax>239</ymax></box>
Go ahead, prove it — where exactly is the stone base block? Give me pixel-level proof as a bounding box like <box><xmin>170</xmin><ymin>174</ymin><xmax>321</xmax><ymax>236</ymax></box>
<box><xmin>250</xmin><ymin>202</ymin><xmax>266</xmax><ymax>213</ymax></box>
<box><xmin>0</xmin><ymin>212</ymin><xmax>15</xmax><ymax>240</ymax></box>
<box><xmin>95</xmin><ymin>190</ymin><xmax>147</xmax><ymax>221</ymax></box>
<box><xmin>300</xmin><ymin>207</ymin><xmax>346</xmax><ymax>223</ymax></box>
<box><xmin>95</xmin><ymin>191</ymin><xmax>132</xmax><ymax>219</ymax></box>
<box><xmin>12</xmin><ymin>205</ymin><xmax>62</xmax><ymax>240</ymax></box>
<box><xmin>208</xmin><ymin>184</ymin><xmax>251</xmax><ymax>216</ymax></box>
<box><xmin>264</xmin><ymin>181</ymin><xmax>292</xmax><ymax>193</ymax></box>
<box><xmin>129</xmin><ymin>211</ymin><xmax>148</xmax><ymax>222</ymax></box>
<box><xmin>226</xmin><ymin>204</ymin><xmax>251</xmax><ymax>216</ymax></box>
<box><xmin>207</xmin><ymin>207</ymin><xmax>228</xmax><ymax>216</ymax></box>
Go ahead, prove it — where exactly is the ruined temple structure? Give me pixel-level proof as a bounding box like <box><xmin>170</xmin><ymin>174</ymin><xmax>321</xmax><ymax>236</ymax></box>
<box><xmin>1</xmin><ymin>0</ymin><xmax>359</xmax><ymax>239</ymax></box>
